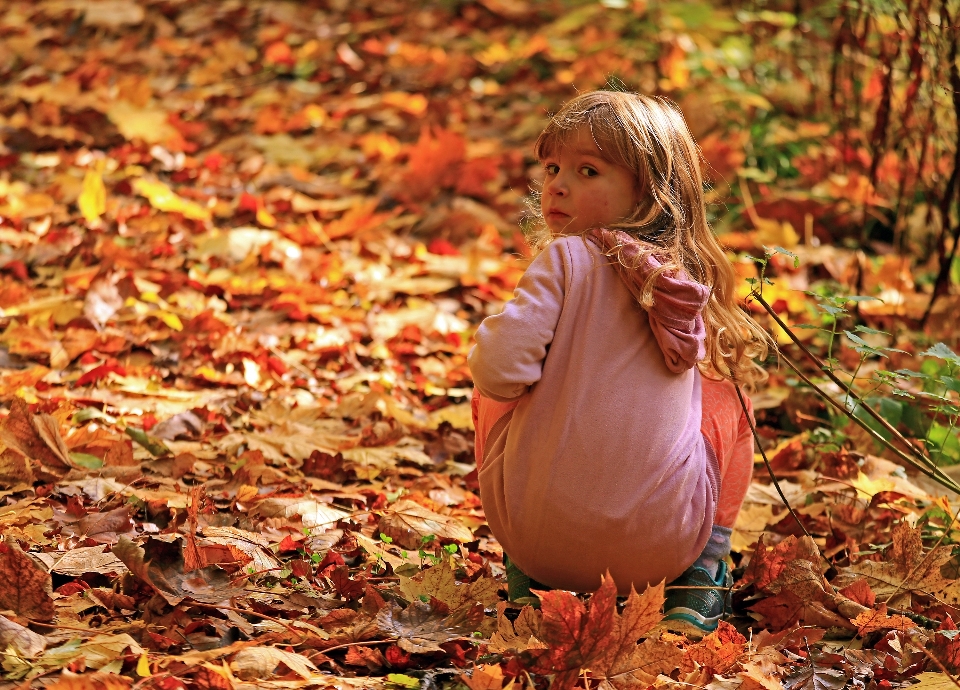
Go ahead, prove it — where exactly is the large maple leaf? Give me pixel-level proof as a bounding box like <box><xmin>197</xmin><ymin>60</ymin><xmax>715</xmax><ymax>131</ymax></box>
<box><xmin>526</xmin><ymin>572</ymin><xmax>665</xmax><ymax>690</ymax></box>
<box><xmin>843</xmin><ymin>522</ymin><xmax>959</xmax><ymax>608</ymax></box>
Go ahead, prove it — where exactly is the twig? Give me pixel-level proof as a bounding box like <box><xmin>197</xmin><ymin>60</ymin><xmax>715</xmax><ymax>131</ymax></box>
<box><xmin>774</xmin><ymin>348</ymin><xmax>960</xmax><ymax>493</ymax></box>
<box><xmin>735</xmin><ymin>384</ymin><xmax>813</xmax><ymax>540</ymax></box>
<box><xmin>918</xmin><ymin>645</ymin><xmax>960</xmax><ymax>689</ymax></box>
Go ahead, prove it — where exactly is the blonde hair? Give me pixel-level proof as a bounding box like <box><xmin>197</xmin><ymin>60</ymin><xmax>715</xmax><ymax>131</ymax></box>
<box><xmin>531</xmin><ymin>90</ymin><xmax>770</xmax><ymax>387</ymax></box>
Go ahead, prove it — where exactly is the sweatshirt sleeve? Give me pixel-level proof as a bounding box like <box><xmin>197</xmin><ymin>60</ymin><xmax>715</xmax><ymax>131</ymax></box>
<box><xmin>468</xmin><ymin>239</ymin><xmax>568</xmax><ymax>402</ymax></box>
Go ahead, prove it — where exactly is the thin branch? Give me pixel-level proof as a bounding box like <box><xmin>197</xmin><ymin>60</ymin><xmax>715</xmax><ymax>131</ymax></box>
<box><xmin>773</xmin><ymin>348</ymin><xmax>960</xmax><ymax>494</ymax></box>
<box><xmin>735</xmin><ymin>385</ymin><xmax>813</xmax><ymax>540</ymax></box>
<box><xmin>750</xmin><ymin>290</ymin><xmax>931</xmax><ymax>465</ymax></box>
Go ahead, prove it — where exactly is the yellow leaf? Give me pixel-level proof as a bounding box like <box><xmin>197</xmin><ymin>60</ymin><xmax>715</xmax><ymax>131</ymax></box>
<box><xmin>256</xmin><ymin>207</ymin><xmax>276</xmax><ymax>227</ymax></box>
<box><xmin>79</xmin><ymin>168</ymin><xmax>106</xmax><ymax>222</ymax></box>
<box><xmin>106</xmin><ymin>101</ymin><xmax>177</xmax><ymax>144</ymax></box>
<box><xmin>755</xmin><ymin>217</ymin><xmax>800</xmax><ymax>249</ymax></box>
<box><xmin>236</xmin><ymin>485</ymin><xmax>259</xmax><ymax>503</ymax></box>
<box><xmin>382</xmin><ymin>92</ymin><xmax>428</xmax><ymax>116</ymax></box>
<box><xmin>136</xmin><ymin>653</ymin><xmax>151</xmax><ymax>677</ymax></box>
<box><xmin>156</xmin><ymin>311</ymin><xmax>183</xmax><ymax>331</ymax></box>
<box><xmin>132</xmin><ymin>178</ymin><xmax>211</xmax><ymax>221</ymax></box>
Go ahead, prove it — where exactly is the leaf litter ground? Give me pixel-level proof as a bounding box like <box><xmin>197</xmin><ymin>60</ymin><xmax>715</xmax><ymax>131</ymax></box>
<box><xmin>1</xmin><ymin>1</ymin><xmax>960</xmax><ymax>689</ymax></box>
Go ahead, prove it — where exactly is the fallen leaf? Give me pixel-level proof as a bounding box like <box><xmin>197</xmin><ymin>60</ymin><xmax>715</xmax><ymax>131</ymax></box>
<box><xmin>344</xmin><ymin>644</ymin><xmax>386</xmax><ymax>670</ymax></box>
<box><xmin>681</xmin><ymin>621</ymin><xmax>747</xmax><ymax>675</ymax></box>
<box><xmin>231</xmin><ymin>646</ymin><xmax>320</xmax><ymax>680</ymax></box>
<box><xmin>851</xmin><ymin>604</ymin><xmax>918</xmax><ymax>636</ymax></box>
<box><xmin>590</xmin><ymin>580</ymin><xmax>666</xmax><ymax>685</ymax></box>
<box><xmin>35</xmin><ymin>545</ymin><xmax>129</xmax><ymax>577</ymax></box>
<box><xmin>63</xmin><ymin>506</ymin><xmax>135</xmax><ymax>544</ymax></box>
<box><xmin>47</xmin><ymin>672</ymin><xmax>133</xmax><ymax>690</ymax></box>
<box><xmin>0</xmin><ymin>613</ymin><xmax>46</xmax><ymax>656</ymax></box>
<box><xmin>78</xmin><ymin>168</ymin><xmax>106</xmax><ymax>223</ymax></box>
<box><xmin>112</xmin><ymin>536</ymin><xmax>247</xmax><ymax>605</ymax></box>
<box><xmin>742</xmin><ymin>535</ymin><xmax>823</xmax><ymax>592</ymax></box>
<box><xmin>0</xmin><ymin>397</ymin><xmax>73</xmax><ymax>481</ymax></box>
<box><xmin>82</xmin><ymin>1</ymin><xmax>145</xmax><ymax>27</ymax></box>
<box><xmin>526</xmin><ymin>571</ymin><xmax>625</xmax><ymax>688</ymax></box>
<box><xmin>462</xmin><ymin>664</ymin><xmax>513</xmax><ymax>690</ymax></box>
<box><xmin>132</xmin><ymin>178</ymin><xmax>211</xmax><ymax>220</ymax></box>
<box><xmin>376</xmin><ymin>599</ymin><xmax>484</xmax><ymax>653</ymax></box>
<box><xmin>377</xmin><ymin>499</ymin><xmax>473</xmax><ymax>549</ymax></box>
<box><xmin>0</xmin><ymin>541</ymin><xmax>54</xmax><ymax>621</ymax></box>
<box><xmin>399</xmin><ymin>560</ymin><xmax>499</xmax><ymax>612</ymax></box>
<box><xmin>488</xmin><ymin>603</ymin><xmax>545</xmax><ymax>653</ymax></box>
<box><xmin>253</xmin><ymin>496</ymin><xmax>351</xmax><ymax>530</ymax></box>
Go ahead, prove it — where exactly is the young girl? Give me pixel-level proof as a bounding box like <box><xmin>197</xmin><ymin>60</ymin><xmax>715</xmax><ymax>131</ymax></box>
<box><xmin>468</xmin><ymin>91</ymin><xmax>769</xmax><ymax>636</ymax></box>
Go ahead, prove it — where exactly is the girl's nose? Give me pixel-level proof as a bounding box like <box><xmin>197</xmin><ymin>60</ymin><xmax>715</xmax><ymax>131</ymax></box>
<box><xmin>545</xmin><ymin>175</ymin><xmax>567</xmax><ymax>197</ymax></box>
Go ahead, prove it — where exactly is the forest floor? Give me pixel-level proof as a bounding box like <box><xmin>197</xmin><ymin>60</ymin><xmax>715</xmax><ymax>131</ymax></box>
<box><xmin>1</xmin><ymin>1</ymin><xmax>960</xmax><ymax>689</ymax></box>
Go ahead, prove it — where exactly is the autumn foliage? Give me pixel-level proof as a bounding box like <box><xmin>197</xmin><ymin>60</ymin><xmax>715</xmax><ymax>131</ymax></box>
<box><xmin>1</xmin><ymin>0</ymin><xmax>960</xmax><ymax>688</ymax></box>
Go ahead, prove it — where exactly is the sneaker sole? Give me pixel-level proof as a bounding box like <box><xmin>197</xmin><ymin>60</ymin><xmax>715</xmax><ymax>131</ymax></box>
<box><xmin>658</xmin><ymin>609</ymin><xmax>722</xmax><ymax>640</ymax></box>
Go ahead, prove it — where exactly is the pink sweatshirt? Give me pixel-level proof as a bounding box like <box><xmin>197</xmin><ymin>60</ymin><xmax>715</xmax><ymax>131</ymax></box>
<box><xmin>468</xmin><ymin>234</ymin><xmax>719</xmax><ymax>594</ymax></box>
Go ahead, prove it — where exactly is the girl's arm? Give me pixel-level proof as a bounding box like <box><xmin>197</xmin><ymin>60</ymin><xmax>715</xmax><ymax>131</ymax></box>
<box><xmin>468</xmin><ymin>240</ymin><xmax>568</xmax><ymax>402</ymax></box>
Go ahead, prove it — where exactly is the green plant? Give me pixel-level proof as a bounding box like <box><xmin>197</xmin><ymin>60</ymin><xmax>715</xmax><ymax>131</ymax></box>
<box><xmin>748</xmin><ymin>246</ymin><xmax>960</xmax><ymax>493</ymax></box>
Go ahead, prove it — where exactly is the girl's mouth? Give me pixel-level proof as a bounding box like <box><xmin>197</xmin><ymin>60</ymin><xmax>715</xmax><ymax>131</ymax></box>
<box><xmin>547</xmin><ymin>210</ymin><xmax>570</xmax><ymax>220</ymax></box>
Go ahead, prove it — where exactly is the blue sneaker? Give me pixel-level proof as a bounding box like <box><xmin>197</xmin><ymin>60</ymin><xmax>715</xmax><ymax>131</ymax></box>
<box><xmin>660</xmin><ymin>561</ymin><xmax>732</xmax><ymax>638</ymax></box>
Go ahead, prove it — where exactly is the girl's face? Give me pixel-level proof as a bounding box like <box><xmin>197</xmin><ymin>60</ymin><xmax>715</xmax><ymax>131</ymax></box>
<box><xmin>540</xmin><ymin>125</ymin><xmax>641</xmax><ymax>236</ymax></box>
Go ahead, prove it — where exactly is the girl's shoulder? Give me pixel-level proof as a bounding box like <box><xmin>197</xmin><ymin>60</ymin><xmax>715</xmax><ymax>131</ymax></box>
<box><xmin>536</xmin><ymin>233</ymin><xmax>604</xmax><ymax>265</ymax></box>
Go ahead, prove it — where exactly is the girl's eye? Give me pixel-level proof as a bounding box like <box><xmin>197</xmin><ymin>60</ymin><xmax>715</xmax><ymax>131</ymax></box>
<box><xmin>544</xmin><ymin>163</ymin><xmax>559</xmax><ymax>175</ymax></box>
<box><xmin>579</xmin><ymin>166</ymin><xmax>598</xmax><ymax>177</ymax></box>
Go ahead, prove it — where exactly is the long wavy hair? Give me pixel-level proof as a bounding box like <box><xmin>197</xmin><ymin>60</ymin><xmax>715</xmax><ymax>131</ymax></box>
<box><xmin>530</xmin><ymin>90</ymin><xmax>770</xmax><ymax>387</ymax></box>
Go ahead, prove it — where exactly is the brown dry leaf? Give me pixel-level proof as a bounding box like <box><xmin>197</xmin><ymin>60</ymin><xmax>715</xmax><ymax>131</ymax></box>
<box><xmin>0</xmin><ymin>398</ymin><xmax>73</xmax><ymax>481</ymax></box>
<box><xmin>488</xmin><ymin>603</ymin><xmax>545</xmax><ymax>653</ymax></box>
<box><xmin>739</xmin><ymin>661</ymin><xmax>786</xmax><ymax>690</ymax></box>
<box><xmin>47</xmin><ymin>672</ymin><xmax>132</xmax><ymax>690</ymax></box>
<box><xmin>681</xmin><ymin>621</ymin><xmax>747</xmax><ymax>675</ymax></box>
<box><xmin>0</xmin><ymin>445</ymin><xmax>33</xmax><ymax>489</ymax></box>
<box><xmin>750</xmin><ymin>590</ymin><xmax>856</xmax><ymax>632</ymax></box>
<box><xmin>36</xmin><ymin>545</ymin><xmax>129</xmax><ymax>577</ymax></box>
<box><xmin>0</xmin><ymin>541</ymin><xmax>55</xmax><ymax>621</ymax></box>
<box><xmin>851</xmin><ymin>603</ymin><xmax>919</xmax><ymax>636</ymax></box>
<box><xmin>344</xmin><ymin>644</ymin><xmax>386</xmax><ymax>671</ymax></box>
<box><xmin>462</xmin><ymin>664</ymin><xmax>514</xmax><ymax>690</ymax></box>
<box><xmin>63</xmin><ymin>506</ymin><xmax>135</xmax><ymax>544</ymax></box>
<box><xmin>112</xmin><ymin>536</ymin><xmax>247</xmax><ymax>605</ymax></box>
<box><xmin>230</xmin><ymin>646</ymin><xmax>320</xmax><ymax>680</ymax></box>
<box><xmin>198</xmin><ymin>526</ymin><xmax>284</xmax><ymax>574</ymax></box>
<box><xmin>376</xmin><ymin>599</ymin><xmax>484</xmax><ymax>653</ymax></box>
<box><xmin>742</xmin><ymin>535</ymin><xmax>823</xmax><ymax>592</ymax></box>
<box><xmin>86</xmin><ymin>588</ymin><xmax>137</xmax><ymax>612</ymax></box>
<box><xmin>590</xmin><ymin>580</ymin><xmax>667</xmax><ymax>685</ymax></box>
<box><xmin>0</xmin><ymin>613</ymin><xmax>46</xmax><ymax>657</ymax></box>
<box><xmin>619</xmin><ymin>636</ymin><xmax>686</xmax><ymax>683</ymax></box>
<box><xmin>844</xmin><ymin>522</ymin><xmax>958</xmax><ymax>607</ymax></box>
<box><xmin>399</xmin><ymin>560</ymin><xmax>499</xmax><ymax>612</ymax></box>
<box><xmin>377</xmin><ymin>498</ymin><xmax>473</xmax><ymax>549</ymax></box>
<box><xmin>253</xmin><ymin>496</ymin><xmax>352</xmax><ymax>531</ymax></box>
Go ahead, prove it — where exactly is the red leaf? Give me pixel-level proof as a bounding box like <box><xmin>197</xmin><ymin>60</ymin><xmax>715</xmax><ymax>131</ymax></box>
<box><xmin>528</xmin><ymin>571</ymin><xmax>618</xmax><ymax>677</ymax></box>
<box><xmin>839</xmin><ymin>578</ymin><xmax>876</xmax><ymax>608</ymax></box>
<box><xmin>329</xmin><ymin>565</ymin><xmax>366</xmax><ymax>601</ymax></box>
<box><xmin>742</xmin><ymin>535</ymin><xmax>822</xmax><ymax>591</ymax></box>
<box><xmin>385</xmin><ymin>643</ymin><xmax>412</xmax><ymax>670</ymax></box>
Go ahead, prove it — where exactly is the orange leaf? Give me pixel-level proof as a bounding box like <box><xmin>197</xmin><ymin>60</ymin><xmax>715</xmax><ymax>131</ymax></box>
<box><xmin>741</xmin><ymin>535</ymin><xmax>822</xmax><ymax>591</ymax></box>
<box><xmin>852</xmin><ymin>604</ymin><xmax>918</xmax><ymax>636</ymax></box>
<box><xmin>527</xmin><ymin>571</ymin><xmax>660</xmax><ymax>689</ymax></box>
<box><xmin>839</xmin><ymin>578</ymin><xmax>876</xmax><ymax>608</ymax></box>
<box><xmin>681</xmin><ymin>621</ymin><xmax>746</xmax><ymax>675</ymax></box>
<box><xmin>399</xmin><ymin>127</ymin><xmax>466</xmax><ymax>202</ymax></box>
